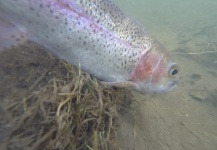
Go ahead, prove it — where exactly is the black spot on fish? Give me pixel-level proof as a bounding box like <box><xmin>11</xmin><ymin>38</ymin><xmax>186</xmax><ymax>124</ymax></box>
<box><xmin>65</xmin><ymin>18</ymin><xmax>68</xmax><ymax>25</ymax></box>
<box><xmin>29</xmin><ymin>7</ymin><xmax>34</xmax><ymax>11</ymax></box>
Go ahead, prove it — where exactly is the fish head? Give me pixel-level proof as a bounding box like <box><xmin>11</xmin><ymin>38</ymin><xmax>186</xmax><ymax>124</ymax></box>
<box><xmin>129</xmin><ymin>41</ymin><xmax>179</xmax><ymax>93</ymax></box>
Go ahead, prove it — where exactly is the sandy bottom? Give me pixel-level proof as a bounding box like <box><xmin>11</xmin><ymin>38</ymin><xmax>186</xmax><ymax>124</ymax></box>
<box><xmin>1</xmin><ymin>0</ymin><xmax>217</xmax><ymax>149</ymax></box>
<box><xmin>1</xmin><ymin>45</ymin><xmax>217</xmax><ymax>150</ymax></box>
<box><xmin>118</xmin><ymin>54</ymin><xmax>217</xmax><ymax>150</ymax></box>
<box><xmin>117</xmin><ymin>20</ymin><xmax>217</xmax><ymax>149</ymax></box>
<box><xmin>0</xmin><ymin>40</ymin><xmax>217</xmax><ymax>150</ymax></box>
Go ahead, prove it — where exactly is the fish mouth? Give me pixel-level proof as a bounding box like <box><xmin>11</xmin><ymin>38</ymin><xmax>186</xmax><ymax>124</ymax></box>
<box><xmin>149</xmin><ymin>80</ymin><xmax>178</xmax><ymax>93</ymax></box>
<box><xmin>135</xmin><ymin>79</ymin><xmax>178</xmax><ymax>94</ymax></box>
<box><xmin>165</xmin><ymin>80</ymin><xmax>178</xmax><ymax>91</ymax></box>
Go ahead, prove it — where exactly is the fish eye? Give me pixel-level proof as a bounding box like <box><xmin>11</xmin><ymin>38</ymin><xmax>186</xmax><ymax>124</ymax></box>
<box><xmin>168</xmin><ymin>64</ymin><xmax>179</xmax><ymax>77</ymax></box>
<box><xmin>171</xmin><ymin>68</ymin><xmax>178</xmax><ymax>75</ymax></box>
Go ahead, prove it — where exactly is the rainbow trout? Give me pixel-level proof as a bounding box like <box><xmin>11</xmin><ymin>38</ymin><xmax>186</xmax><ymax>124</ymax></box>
<box><xmin>0</xmin><ymin>0</ymin><xmax>179</xmax><ymax>93</ymax></box>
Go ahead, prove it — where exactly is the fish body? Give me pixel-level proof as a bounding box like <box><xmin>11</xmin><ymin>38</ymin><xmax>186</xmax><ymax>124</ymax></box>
<box><xmin>0</xmin><ymin>0</ymin><xmax>179</xmax><ymax>93</ymax></box>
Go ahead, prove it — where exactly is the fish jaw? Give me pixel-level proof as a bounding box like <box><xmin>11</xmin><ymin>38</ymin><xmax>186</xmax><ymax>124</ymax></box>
<box><xmin>129</xmin><ymin>46</ymin><xmax>179</xmax><ymax>93</ymax></box>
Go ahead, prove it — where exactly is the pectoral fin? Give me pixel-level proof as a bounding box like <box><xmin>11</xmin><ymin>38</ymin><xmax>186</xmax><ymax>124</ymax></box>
<box><xmin>101</xmin><ymin>81</ymin><xmax>136</xmax><ymax>88</ymax></box>
<box><xmin>0</xmin><ymin>18</ymin><xmax>27</xmax><ymax>51</ymax></box>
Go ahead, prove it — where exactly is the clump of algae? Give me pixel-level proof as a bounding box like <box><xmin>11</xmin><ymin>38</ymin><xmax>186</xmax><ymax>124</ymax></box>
<box><xmin>0</xmin><ymin>43</ymin><xmax>133</xmax><ymax>150</ymax></box>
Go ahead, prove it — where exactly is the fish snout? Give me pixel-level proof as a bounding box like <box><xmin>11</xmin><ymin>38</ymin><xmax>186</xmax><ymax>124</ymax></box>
<box><xmin>133</xmin><ymin>59</ymin><xmax>179</xmax><ymax>94</ymax></box>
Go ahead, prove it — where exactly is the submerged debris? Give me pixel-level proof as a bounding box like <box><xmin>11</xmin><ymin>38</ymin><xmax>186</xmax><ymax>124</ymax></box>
<box><xmin>0</xmin><ymin>43</ymin><xmax>133</xmax><ymax>150</ymax></box>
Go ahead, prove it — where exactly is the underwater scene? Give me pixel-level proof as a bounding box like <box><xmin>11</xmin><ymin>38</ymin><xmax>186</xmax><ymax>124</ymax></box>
<box><xmin>0</xmin><ymin>0</ymin><xmax>217</xmax><ymax>149</ymax></box>
<box><xmin>115</xmin><ymin>0</ymin><xmax>217</xmax><ymax>149</ymax></box>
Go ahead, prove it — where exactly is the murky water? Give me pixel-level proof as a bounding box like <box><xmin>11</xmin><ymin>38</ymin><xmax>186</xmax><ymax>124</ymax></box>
<box><xmin>115</xmin><ymin>0</ymin><xmax>217</xmax><ymax>149</ymax></box>
<box><xmin>0</xmin><ymin>0</ymin><xmax>217</xmax><ymax>149</ymax></box>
